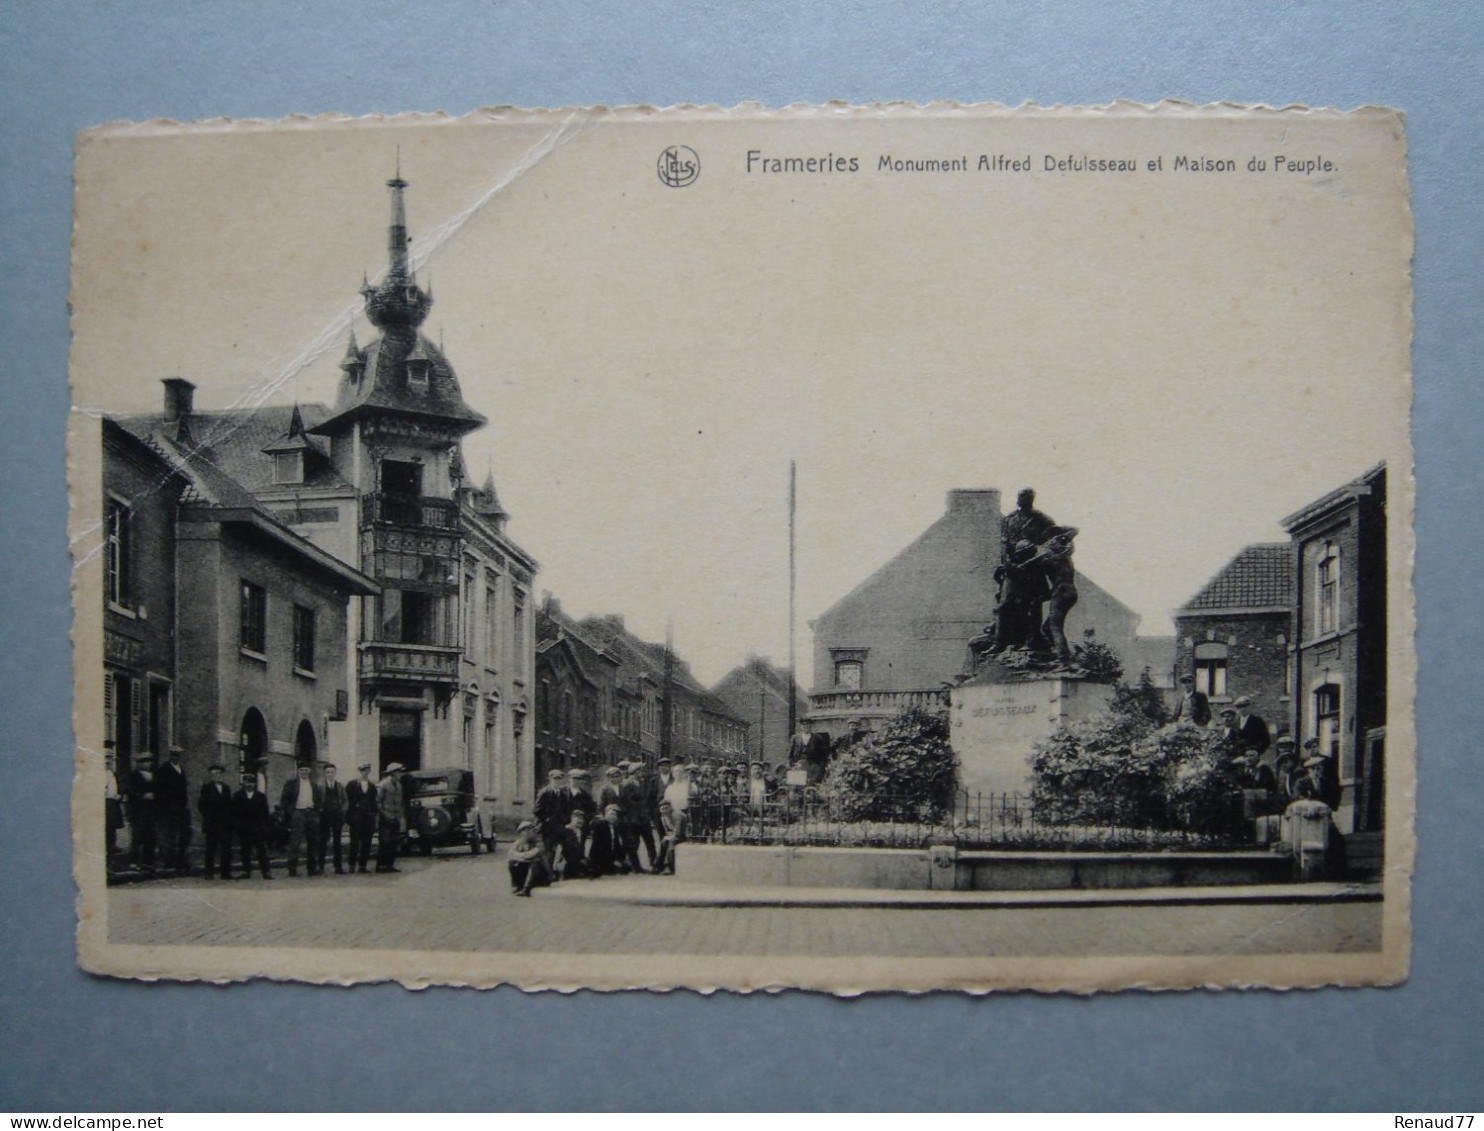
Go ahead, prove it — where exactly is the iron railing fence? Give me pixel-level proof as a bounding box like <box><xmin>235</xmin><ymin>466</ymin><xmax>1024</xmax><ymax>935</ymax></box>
<box><xmin>684</xmin><ymin>789</ymin><xmax>1245</xmax><ymax>852</ymax></box>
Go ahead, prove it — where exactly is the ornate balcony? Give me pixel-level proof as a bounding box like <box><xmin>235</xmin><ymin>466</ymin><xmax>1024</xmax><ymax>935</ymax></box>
<box><xmin>358</xmin><ymin>641</ymin><xmax>461</xmax><ymax>685</ymax></box>
<box><xmin>362</xmin><ymin>492</ymin><xmax>460</xmax><ymax>530</ymax></box>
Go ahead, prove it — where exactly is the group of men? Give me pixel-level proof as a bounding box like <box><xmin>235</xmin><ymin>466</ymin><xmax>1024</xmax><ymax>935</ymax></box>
<box><xmin>511</xmin><ymin>760</ymin><xmax>693</xmax><ymax>895</ymax></box>
<box><xmin>1171</xmin><ymin>677</ymin><xmax>1340</xmax><ymax>808</ymax></box>
<box><xmin>105</xmin><ymin>749</ymin><xmax>415</xmax><ymax>880</ymax></box>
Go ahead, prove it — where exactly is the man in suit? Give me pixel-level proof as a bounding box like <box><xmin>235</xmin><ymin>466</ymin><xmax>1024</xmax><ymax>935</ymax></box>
<box><xmin>345</xmin><ymin>761</ymin><xmax>378</xmax><ymax>874</ymax></box>
<box><xmin>620</xmin><ymin>761</ymin><xmax>655</xmax><ymax>873</ymax></box>
<box><xmin>533</xmin><ymin>768</ymin><xmax>572</xmax><ymax>864</ymax></box>
<box><xmin>232</xmin><ymin>772</ymin><xmax>273</xmax><ymax>879</ymax></box>
<box><xmin>278</xmin><ymin>762</ymin><xmax>324</xmax><ymax>877</ymax></box>
<box><xmin>156</xmin><ymin>745</ymin><xmax>191</xmax><ymax>872</ymax></box>
<box><xmin>126</xmin><ymin>754</ymin><xmax>157</xmax><ymax>870</ymax></box>
<box><xmin>1172</xmin><ymin>675</ymin><xmax>1212</xmax><ymax>727</ymax></box>
<box><xmin>197</xmin><ymin>763</ymin><xmax>234</xmax><ymax>880</ymax></box>
<box><xmin>586</xmin><ymin>804</ymin><xmax>629</xmax><ymax>876</ymax></box>
<box><xmin>317</xmin><ymin>762</ymin><xmax>348</xmax><ymax>875</ymax></box>
<box><xmin>1233</xmin><ymin>696</ymin><xmax>1271</xmax><ymax>758</ymax></box>
<box><xmin>375</xmin><ymin>763</ymin><xmax>407</xmax><ymax>874</ymax></box>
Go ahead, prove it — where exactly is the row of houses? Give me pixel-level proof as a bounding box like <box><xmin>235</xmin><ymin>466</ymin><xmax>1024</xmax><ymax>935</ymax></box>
<box><xmin>101</xmin><ymin>174</ymin><xmax>750</xmax><ymax>834</ymax></box>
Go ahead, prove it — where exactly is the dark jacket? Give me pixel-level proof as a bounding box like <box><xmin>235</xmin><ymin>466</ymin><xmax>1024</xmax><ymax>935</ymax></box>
<box><xmin>156</xmin><ymin>760</ymin><xmax>189</xmax><ymax>810</ymax></box>
<box><xmin>232</xmin><ymin>788</ymin><xmax>272</xmax><ymax>836</ymax></box>
<box><xmin>619</xmin><ymin>777</ymin><xmax>647</xmax><ymax>827</ymax></box>
<box><xmin>534</xmin><ymin>784</ymin><xmax>572</xmax><ymax>834</ymax></box>
<box><xmin>1172</xmin><ymin>689</ymin><xmax>1212</xmax><ymax>727</ymax></box>
<box><xmin>197</xmin><ymin>780</ymin><xmax>234</xmax><ymax>830</ymax></box>
<box><xmin>345</xmin><ymin>778</ymin><xmax>379</xmax><ymax>823</ymax></box>
<box><xmin>278</xmin><ymin>777</ymin><xmax>324</xmax><ymax>818</ymax></box>
<box><xmin>586</xmin><ymin>820</ymin><xmax>626</xmax><ymax>874</ymax></box>
<box><xmin>321</xmin><ymin>780</ymin><xmax>347</xmax><ymax>823</ymax></box>
<box><xmin>1236</xmin><ymin>714</ymin><xmax>1271</xmax><ymax>756</ymax></box>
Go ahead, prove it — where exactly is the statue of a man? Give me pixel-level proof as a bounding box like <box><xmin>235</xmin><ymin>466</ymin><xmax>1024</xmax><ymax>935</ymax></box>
<box><xmin>990</xmin><ymin>488</ymin><xmax>1057</xmax><ymax>654</ymax></box>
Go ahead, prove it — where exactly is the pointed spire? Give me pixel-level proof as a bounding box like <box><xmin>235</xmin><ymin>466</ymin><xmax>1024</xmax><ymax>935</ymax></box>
<box><xmin>287</xmin><ymin>403</ymin><xmax>306</xmax><ymax>438</ymax></box>
<box><xmin>386</xmin><ymin>159</ymin><xmax>410</xmax><ymax>278</ymax></box>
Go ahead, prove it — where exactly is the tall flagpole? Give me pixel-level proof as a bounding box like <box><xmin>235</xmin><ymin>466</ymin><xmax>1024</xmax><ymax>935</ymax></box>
<box><xmin>787</xmin><ymin>459</ymin><xmax>798</xmax><ymax>741</ymax></box>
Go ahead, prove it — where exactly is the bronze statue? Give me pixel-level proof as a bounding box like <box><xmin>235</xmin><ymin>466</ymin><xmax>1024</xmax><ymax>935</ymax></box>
<box><xmin>987</xmin><ymin>488</ymin><xmax>1079</xmax><ymax>666</ymax></box>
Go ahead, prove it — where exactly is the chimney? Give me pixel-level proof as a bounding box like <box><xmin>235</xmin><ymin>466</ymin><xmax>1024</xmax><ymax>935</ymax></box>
<box><xmin>162</xmin><ymin>378</ymin><xmax>196</xmax><ymax>422</ymax></box>
<box><xmin>946</xmin><ymin>488</ymin><xmax>1001</xmax><ymax>516</ymax></box>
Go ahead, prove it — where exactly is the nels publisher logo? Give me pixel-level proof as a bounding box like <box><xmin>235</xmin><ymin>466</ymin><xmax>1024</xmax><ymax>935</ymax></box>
<box><xmin>657</xmin><ymin>145</ymin><xmax>700</xmax><ymax>188</ymax></box>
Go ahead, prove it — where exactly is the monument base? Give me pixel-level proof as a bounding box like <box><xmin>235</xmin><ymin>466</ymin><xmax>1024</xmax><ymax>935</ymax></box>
<box><xmin>949</xmin><ymin>671</ymin><xmax>1112</xmax><ymax>797</ymax></box>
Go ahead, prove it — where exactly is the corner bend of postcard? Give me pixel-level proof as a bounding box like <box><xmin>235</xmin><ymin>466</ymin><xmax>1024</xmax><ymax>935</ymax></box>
<box><xmin>68</xmin><ymin>102</ymin><xmax>1414</xmax><ymax>993</ymax></box>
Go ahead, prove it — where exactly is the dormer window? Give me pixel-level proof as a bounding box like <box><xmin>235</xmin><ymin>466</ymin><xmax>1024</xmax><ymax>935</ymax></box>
<box><xmin>406</xmin><ymin>358</ymin><xmax>430</xmax><ymax>390</ymax></box>
<box><xmin>273</xmin><ymin>451</ymin><xmax>304</xmax><ymax>485</ymax></box>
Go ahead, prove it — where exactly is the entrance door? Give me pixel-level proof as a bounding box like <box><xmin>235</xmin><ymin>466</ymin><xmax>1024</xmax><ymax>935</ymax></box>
<box><xmin>379</xmin><ymin>708</ymin><xmax>421</xmax><ymax>774</ymax></box>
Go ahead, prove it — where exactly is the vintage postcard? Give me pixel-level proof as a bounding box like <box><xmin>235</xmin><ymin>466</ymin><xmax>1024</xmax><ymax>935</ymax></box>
<box><xmin>68</xmin><ymin>103</ymin><xmax>1414</xmax><ymax>992</ymax></box>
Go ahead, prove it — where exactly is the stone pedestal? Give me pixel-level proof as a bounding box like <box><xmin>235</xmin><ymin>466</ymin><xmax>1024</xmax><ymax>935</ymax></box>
<box><xmin>949</xmin><ymin>673</ymin><xmax>1112</xmax><ymax>798</ymax></box>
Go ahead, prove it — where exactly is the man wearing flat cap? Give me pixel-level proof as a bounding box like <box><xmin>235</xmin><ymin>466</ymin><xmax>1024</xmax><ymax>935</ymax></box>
<box><xmin>345</xmin><ymin>761</ymin><xmax>379</xmax><ymax>874</ymax></box>
<box><xmin>1172</xmin><ymin>674</ymin><xmax>1212</xmax><ymax>727</ymax></box>
<box><xmin>534</xmin><ymin>768</ymin><xmax>573</xmax><ymax>864</ymax></box>
<box><xmin>1233</xmin><ymin>696</ymin><xmax>1271</xmax><ymax>758</ymax></box>
<box><xmin>197</xmin><ymin>763</ymin><xmax>234</xmax><ymax>880</ymax></box>
<box><xmin>318</xmin><ymin>762</ymin><xmax>348</xmax><ymax>875</ymax></box>
<box><xmin>375</xmin><ymin>762</ymin><xmax>407</xmax><ymax>874</ymax></box>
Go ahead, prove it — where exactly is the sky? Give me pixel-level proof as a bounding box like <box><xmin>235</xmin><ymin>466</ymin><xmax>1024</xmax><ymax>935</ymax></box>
<box><xmin>69</xmin><ymin>107</ymin><xmax>1413</xmax><ymax>687</ymax></box>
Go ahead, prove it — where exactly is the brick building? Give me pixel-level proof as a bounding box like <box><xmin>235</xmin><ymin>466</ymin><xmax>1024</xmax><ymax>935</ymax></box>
<box><xmin>807</xmin><ymin>488</ymin><xmax>1147</xmax><ymax>737</ymax></box>
<box><xmin>109</xmin><ymin>391</ymin><xmax>377</xmax><ymax>799</ymax></box>
<box><xmin>572</xmin><ymin>611</ymin><xmax>750</xmax><ymax>768</ymax></box>
<box><xmin>710</xmin><ymin>656</ymin><xmax>808</xmax><ymax>764</ymax></box>
<box><xmin>1284</xmin><ymin>463</ymin><xmax>1387</xmax><ymax>845</ymax></box>
<box><xmin>102</xmin><ymin>418</ymin><xmax>187</xmax><ymax>778</ymax></box>
<box><xmin>106</xmin><ymin>173</ymin><xmax>541</xmax><ymax>830</ymax></box>
<box><xmin>1172</xmin><ymin>542</ymin><xmax>1294</xmax><ymax>731</ymax></box>
<box><xmin>534</xmin><ymin>598</ymin><xmax>624</xmax><ymax>776</ymax></box>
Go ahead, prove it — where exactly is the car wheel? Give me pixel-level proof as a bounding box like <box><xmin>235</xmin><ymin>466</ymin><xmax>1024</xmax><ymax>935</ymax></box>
<box><xmin>420</xmin><ymin>839</ymin><xmax>433</xmax><ymax>856</ymax></box>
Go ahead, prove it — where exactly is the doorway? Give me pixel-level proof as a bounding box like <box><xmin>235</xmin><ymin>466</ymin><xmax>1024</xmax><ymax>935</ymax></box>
<box><xmin>379</xmin><ymin>708</ymin><xmax>421</xmax><ymax>774</ymax></box>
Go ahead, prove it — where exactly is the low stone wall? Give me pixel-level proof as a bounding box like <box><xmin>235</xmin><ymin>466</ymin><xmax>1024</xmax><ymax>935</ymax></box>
<box><xmin>679</xmin><ymin>843</ymin><xmax>1293</xmax><ymax>891</ymax></box>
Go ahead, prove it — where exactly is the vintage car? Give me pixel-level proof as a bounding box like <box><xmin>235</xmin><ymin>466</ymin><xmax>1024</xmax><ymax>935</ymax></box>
<box><xmin>401</xmin><ymin>767</ymin><xmax>492</xmax><ymax>855</ymax></box>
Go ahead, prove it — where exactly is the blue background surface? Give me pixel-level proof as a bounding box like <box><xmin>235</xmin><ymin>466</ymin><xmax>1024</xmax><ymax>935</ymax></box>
<box><xmin>1</xmin><ymin>1</ymin><xmax>1480</xmax><ymax>1112</ymax></box>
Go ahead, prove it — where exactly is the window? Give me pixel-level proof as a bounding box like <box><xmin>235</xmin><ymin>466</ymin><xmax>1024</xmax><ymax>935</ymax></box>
<box><xmin>273</xmin><ymin>451</ymin><xmax>304</xmax><ymax>485</ymax></box>
<box><xmin>240</xmin><ymin>581</ymin><xmax>266</xmax><ymax>654</ymax></box>
<box><xmin>834</xmin><ymin>660</ymin><xmax>863</xmax><ymax>690</ymax></box>
<box><xmin>380</xmin><ymin>459</ymin><xmax>422</xmax><ymax>497</ymax></box>
<box><xmin>463</xmin><ymin>571</ymin><xmax>476</xmax><ymax>650</ymax></box>
<box><xmin>292</xmin><ymin>604</ymin><xmax>316</xmax><ymax>672</ymax></box>
<box><xmin>1316</xmin><ymin>541</ymin><xmax>1341</xmax><ymax>635</ymax></box>
<box><xmin>1315</xmin><ymin>683</ymin><xmax>1342</xmax><ymax>768</ymax></box>
<box><xmin>379</xmin><ymin>589</ymin><xmax>441</xmax><ymax>646</ymax></box>
<box><xmin>484</xmin><ymin>581</ymin><xmax>498</xmax><ymax>661</ymax></box>
<box><xmin>512</xmin><ymin>590</ymin><xmax>526</xmax><ymax>661</ymax></box>
<box><xmin>1193</xmin><ymin>642</ymin><xmax>1228</xmax><ymax>698</ymax></box>
<box><xmin>105</xmin><ymin>498</ymin><xmax>132</xmax><ymax>608</ymax></box>
<box><xmin>406</xmin><ymin>359</ymin><xmax>430</xmax><ymax>389</ymax></box>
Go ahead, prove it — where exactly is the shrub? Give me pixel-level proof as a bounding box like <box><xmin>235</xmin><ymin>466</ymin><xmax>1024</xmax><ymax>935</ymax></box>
<box><xmin>1030</xmin><ymin>681</ymin><xmax>1246</xmax><ymax>837</ymax></box>
<box><xmin>821</xmin><ymin>707</ymin><xmax>959</xmax><ymax>823</ymax></box>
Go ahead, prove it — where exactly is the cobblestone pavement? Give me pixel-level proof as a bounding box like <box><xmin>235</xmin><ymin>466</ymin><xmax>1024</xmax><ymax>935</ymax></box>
<box><xmin>106</xmin><ymin>851</ymin><xmax>1383</xmax><ymax>957</ymax></box>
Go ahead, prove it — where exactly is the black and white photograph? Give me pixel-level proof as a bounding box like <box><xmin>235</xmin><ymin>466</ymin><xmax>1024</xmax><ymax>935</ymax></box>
<box><xmin>70</xmin><ymin>104</ymin><xmax>1414</xmax><ymax>991</ymax></box>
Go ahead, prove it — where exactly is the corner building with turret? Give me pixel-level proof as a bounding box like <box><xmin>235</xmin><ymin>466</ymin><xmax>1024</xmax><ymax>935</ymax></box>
<box><xmin>308</xmin><ymin>174</ymin><xmax>538</xmax><ymax>830</ymax></box>
<box><xmin>110</xmin><ymin>174</ymin><xmax>539</xmax><ymax>834</ymax></box>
